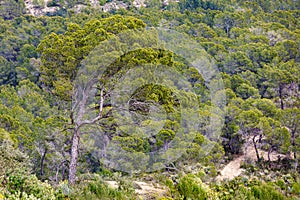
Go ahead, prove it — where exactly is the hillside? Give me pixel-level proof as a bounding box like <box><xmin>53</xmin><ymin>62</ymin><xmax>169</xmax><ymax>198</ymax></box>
<box><xmin>0</xmin><ymin>0</ymin><xmax>299</xmax><ymax>199</ymax></box>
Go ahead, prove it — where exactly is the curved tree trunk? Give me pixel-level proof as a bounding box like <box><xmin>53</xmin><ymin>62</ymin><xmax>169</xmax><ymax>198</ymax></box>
<box><xmin>253</xmin><ymin>134</ymin><xmax>261</xmax><ymax>163</ymax></box>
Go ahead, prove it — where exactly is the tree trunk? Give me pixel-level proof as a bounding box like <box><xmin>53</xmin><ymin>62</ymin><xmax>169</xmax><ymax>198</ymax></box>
<box><xmin>253</xmin><ymin>135</ymin><xmax>261</xmax><ymax>162</ymax></box>
<box><xmin>225</xmin><ymin>25</ymin><xmax>230</xmax><ymax>37</ymax></box>
<box><xmin>101</xmin><ymin>134</ymin><xmax>109</xmax><ymax>158</ymax></box>
<box><xmin>163</xmin><ymin>140</ymin><xmax>169</xmax><ymax>151</ymax></box>
<box><xmin>268</xmin><ymin>147</ymin><xmax>272</xmax><ymax>163</ymax></box>
<box><xmin>68</xmin><ymin>129</ymin><xmax>80</xmax><ymax>185</ymax></box>
<box><xmin>55</xmin><ymin>160</ymin><xmax>68</xmax><ymax>183</ymax></box>
<box><xmin>68</xmin><ymin>87</ymin><xmax>104</xmax><ymax>185</ymax></box>
<box><xmin>40</xmin><ymin>148</ymin><xmax>47</xmax><ymax>177</ymax></box>
<box><xmin>268</xmin><ymin>146</ymin><xmax>274</xmax><ymax>168</ymax></box>
<box><xmin>279</xmin><ymin>84</ymin><xmax>284</xmax><ymax>110</ymax></box>
<box><xmin>291</xmin><ymin>130</ymin><xmax>296</xmax><ymax>159</ymax></box>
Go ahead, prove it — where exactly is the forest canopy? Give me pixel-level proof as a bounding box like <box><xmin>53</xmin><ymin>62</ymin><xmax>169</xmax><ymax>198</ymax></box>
<box><xmin>0</xmin><ymin>0</ymin><xmax>299</xmax><ymax>199</ymax></box>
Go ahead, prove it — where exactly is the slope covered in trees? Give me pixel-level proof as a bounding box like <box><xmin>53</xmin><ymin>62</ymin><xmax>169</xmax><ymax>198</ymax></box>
<box><xmin>0</xmin><ymin>0</ymin><xmax>299</xmax><ymax>199</ymax></box>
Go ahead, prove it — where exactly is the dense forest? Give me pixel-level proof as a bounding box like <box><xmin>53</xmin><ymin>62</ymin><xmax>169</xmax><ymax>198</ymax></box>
<box><xmin>0</xmin><ymin>0</ymin><xmax>299</xmax><ymax>199</ymax></box>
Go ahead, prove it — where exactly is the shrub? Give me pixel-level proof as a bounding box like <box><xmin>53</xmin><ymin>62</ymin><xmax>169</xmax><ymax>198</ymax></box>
<box><xmin>176</xmin><ymin>174</ymin><xmax>207</xmax><ymax>200</ymax></box>
<box><xmin>69</xmin><ymin>175</ymin><xmax>136</xmax><ymax>200</ymax></box>
<box><xmin>291</xmin><ymin>182</ymin><xmax>300</xmax><ymax>196</ymax></box>
<box><xmin>251</xmin><ymin>184</ymin><xmax>285</xmax><ymax>200</ymax></box>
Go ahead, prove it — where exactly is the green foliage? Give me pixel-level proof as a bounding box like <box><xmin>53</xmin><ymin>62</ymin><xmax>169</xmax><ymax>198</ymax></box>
<box><xmin>0</xmin><ymin>0</ymin><xmax>299</xmax><ymax>199</ymax></box>
<box><xmin>0</xmin><ymin>138</ymin><xmax>61</xmax><ymax>199</ymax></box>
<box><xmin>0</xmin><ymin>82</ymin><xmax>68</xmax><ymax>181</ymax></box>
<box><xmin>214</xmin><ymin>177</ymin><xmax>294</xmax><ymax>200</ymax></box>
<box><xmin>0</xmin><ymin>0</ymin><xmax>25</xmax><ymax>20</ymax></box>
<box><xmin>6</xmin><ymin>175</ymin><xmax>58</xmax><ymax>199</ymax></box>
<box><xmin>0</xmin><ymin>138</ymin><xmax>30</xmax><ymax>177</ymax></box>
<box><xmin>250</xmin><ymin>184</ymin><xmax>285</xmax><ymax>200</ymax></box>
<box><xmin>37</xmin><ymin>15</ymin><xmax>146</xmax><ymax>100</ymax></box>
<box><xmin>69</xmin><ymin>175</ymin><xmax>136</xmax><ymax>200</ymax></box>
<box><xmin>176</xmin><ymin>174</ymin><xmax>208</xmax><ymax>199</ymax></box>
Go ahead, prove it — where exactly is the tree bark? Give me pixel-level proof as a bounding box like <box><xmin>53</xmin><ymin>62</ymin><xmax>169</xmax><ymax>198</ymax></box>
<box><xmin>253</xmin><ymin>134</ymin><xmax>261</xmax><ymax>162</ymax></box>
<box><xmin>68</xmin><ymin>87</ymin><xmax>105</xmax><ymax>185</ymax></box>
<box><xmin>268</xmin><ymin>146</ymin><xmax>278</xmax><ymax>168</ymax></box>
<box><xmin>56</xmin><ymin>160</ymin><xmax>68</xmax><ymax>183</ymax></box>
<box><xmin>268</xmin><ymin>146</ymin><xmax>274</xmax><ymax>168</ymax></box>
<box><xmin>68</xmin><ymin>129</ymin><xmax>80</xmax><ymax>185</ymax></box>
<box><xmin>40</xmin><ymin>148</ymin><xmax>47</xmax><ymax>177</ymax></box>
<box><xmin>279</xmin><ymin>84</ymin><xmax>284</xmax><ymax>110</ymax></box>
<box><xmin>291</xmin><ymin>130</ymin><xmax>296</xmax><ymax>159</ymax></box>
<box><xmin>101</xmin><ymin>134</ymin><xmax>109</xmax><ymax>158</ymax></box>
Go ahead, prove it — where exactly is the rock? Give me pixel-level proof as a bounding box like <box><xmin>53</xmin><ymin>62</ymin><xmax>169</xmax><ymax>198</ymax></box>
<box><xmin>24</xmin><ymin>0</ymin><xmax>150</xmax><ymax>16</ymax></box>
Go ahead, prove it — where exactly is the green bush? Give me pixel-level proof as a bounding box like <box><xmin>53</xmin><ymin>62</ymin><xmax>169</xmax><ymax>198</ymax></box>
<box><xmin>69</xmin><ymin>177</ymin><xmax>136</xmax><ymax>200</ymax></box>
<box><xmin>291</xmin><ymin>182</ymin><xmax>300</xmax><ymax>195</ymax></box>
<box><xmin>4</xmin><ymin>174</ymin><xmax>62</xmax><ymax>200</ymax></box>
<box><xmin>251</xmin><ymin>184</ymin><xmax>285</xmax><ymax>200</ymax></box>
<box><xmin>176</xmin><ymin>174</ymin><xmax>207</xmax><ymax>200</ymax></box>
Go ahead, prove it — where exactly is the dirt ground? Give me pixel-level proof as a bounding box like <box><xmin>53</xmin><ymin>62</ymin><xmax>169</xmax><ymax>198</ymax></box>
<box><xmin>216</xmin><ymin>140</ymin><xmax>286</xmax><ymax>181</ymax></box>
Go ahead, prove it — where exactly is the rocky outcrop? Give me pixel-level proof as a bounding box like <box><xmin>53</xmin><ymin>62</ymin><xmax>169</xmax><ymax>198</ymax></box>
<box><xmin>24</xmin><ymin>0</ymin><xmax>60</xmax><ymax>16</ymax></box>
<box><xmin>101</xmin><ymin>1</ymin><xmax>128</xmax><ymax>12</ymax></box>
<box><xmin>24</xmin><ymin>0</ymin><xmax>147</xmax><ymax>16</ymax></box>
